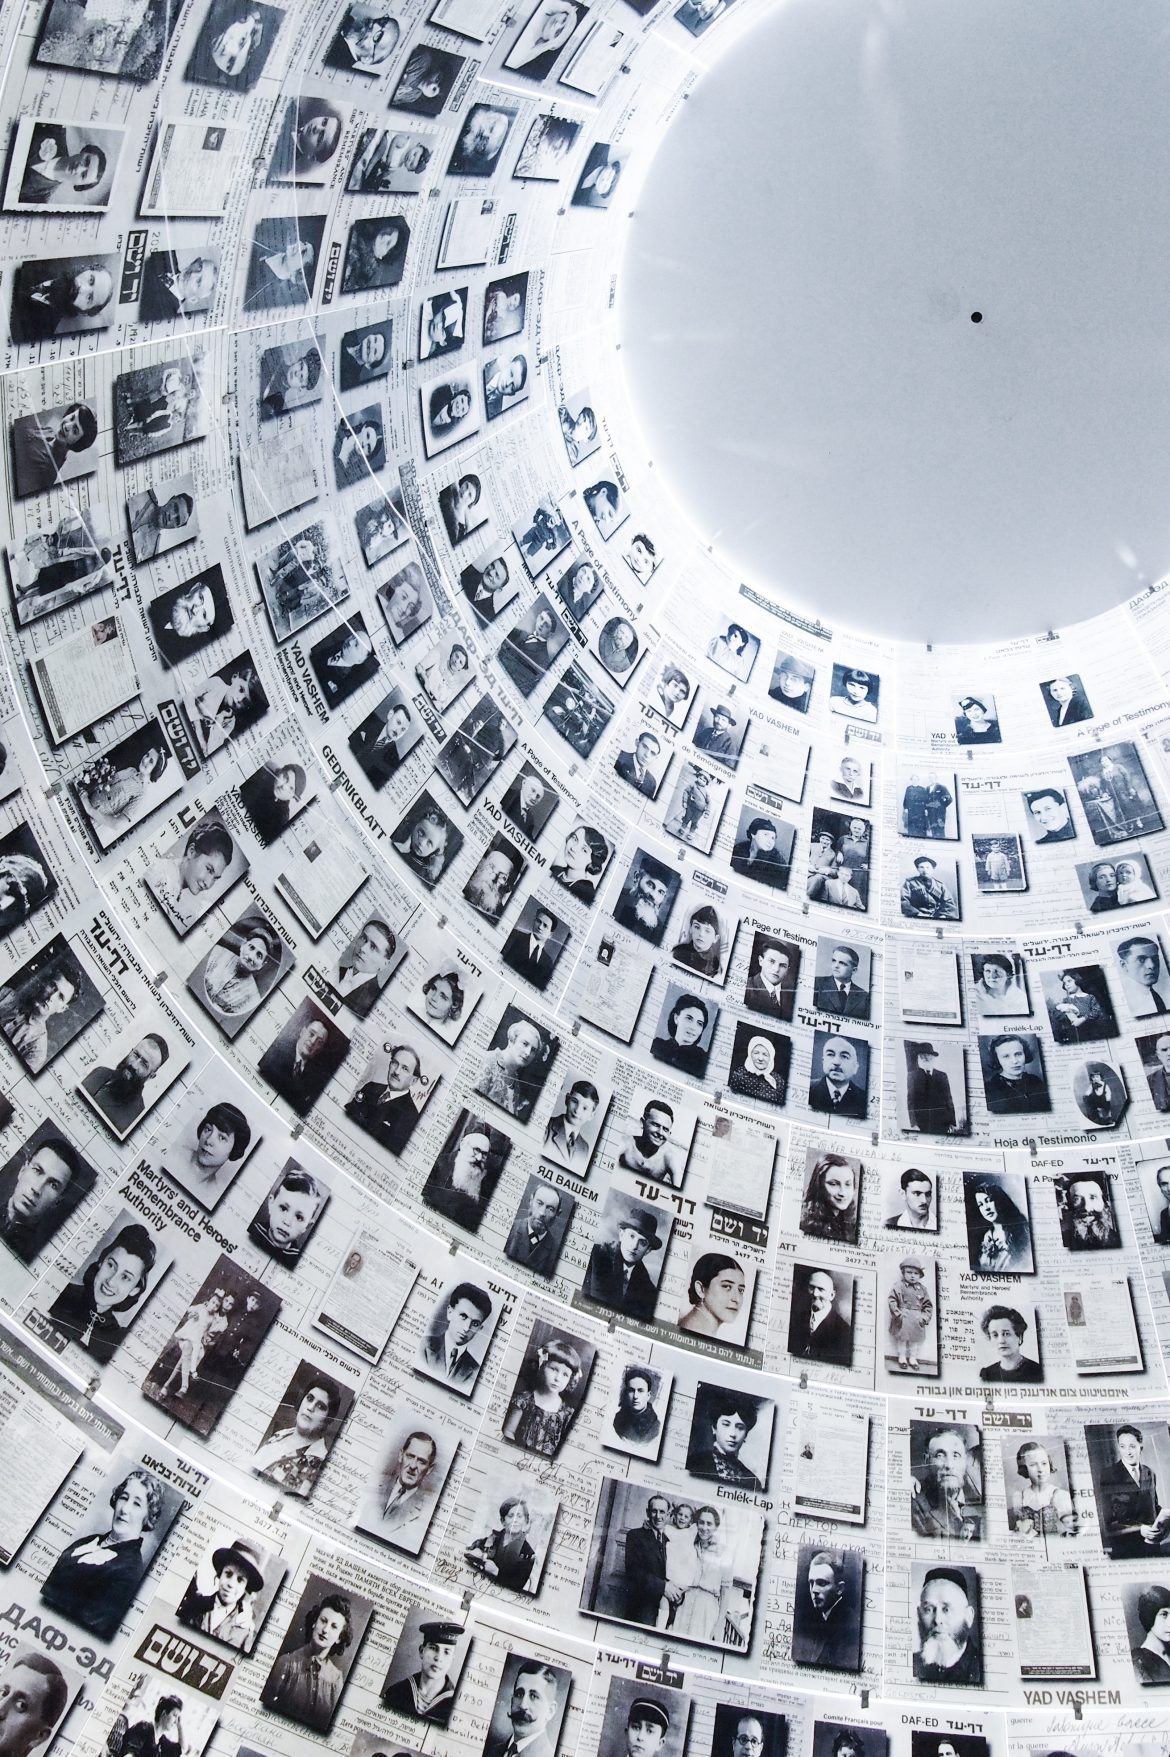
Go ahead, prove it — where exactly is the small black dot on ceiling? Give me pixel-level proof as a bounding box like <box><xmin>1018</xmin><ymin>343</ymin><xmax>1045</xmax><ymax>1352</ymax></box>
<box><xmin>970</xmin><ymin>311</ymin><xmax>983</xmax><ymax>323</ymax></box>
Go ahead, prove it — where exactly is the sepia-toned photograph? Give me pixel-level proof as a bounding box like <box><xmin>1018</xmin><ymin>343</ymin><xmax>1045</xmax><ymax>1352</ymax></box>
<box><xmin>40</xmin><ymin>1447</ymin><xmax>184</xmax><ymax>1641</ymax></box>
<box><xmin>176</xmin><ymin>1530</ymin><xmax>285</xmax><ymax>1654</ymax></box>
<box><xmin>252</xmin><ymin>1360</ymin><xmax>354</xmax><ymax>1497</ymax></box>
<box><xmin>260</xmin><ymin>1571</ymin><xmax>374</xmax><ymax>1732</ymax></box>
<box><xmin>380</xmin><ymin>1603</ymin><xmax>470</xmax><ymax>1724</ymax></box>
<box><xmin>143</xmin><ymin>1253</ymin><xmax>281</xmax><ymax>1434</ymax></box>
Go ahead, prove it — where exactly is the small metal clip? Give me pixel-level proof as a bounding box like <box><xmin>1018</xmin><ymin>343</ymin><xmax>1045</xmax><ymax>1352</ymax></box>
<box><xmin>572</xmin><ymin>1018</ymin><xmax>581</xmax><ymax>1035</ymax></box>
<box><xmin>449</xmin><ymin>1235</ymin><xmax>459</xmax><ymax>1254</ymax></box>
<box><xmin>860</xmin><ymin>1689</ymin><xmax>870</xmax><ymax>1709</ymax></box>
<box><xmin>271</xmin><ymin>1500</ymin><xmax>284</xmax><ymax>1522</ymax></box>
<box><xmin>713</xmin><ymin>1091</ymin><xmax>722</xmax><ymax>1106</ymax></box>
<box><xmin>799</xmin><ymin>1371</ymin><xmax>808</xmax><ymax>1390</ymax></box>
<box><xmin>290</xmin><ymin>1121</ymin><xmax>305</xmax><ymax>1140</ymax></box>
<box><xmin>153</xmin><ymin>971</ymin><xmax>168</xmax><ymax>990</ymax></box>
<box><xmin>871</xmin><ymin>1131</ymin><xmax>879</xmax><ymax>1146</ymax></box>
<box><xmin>85</xmin><ymin>1373</ymin><xmax>101</xmax><ymax>1399</ymax></box>
<box><xmin>460</xmin><ymin>1589</ymin><xmax>474</xmax><ymax>1613</ymax></box>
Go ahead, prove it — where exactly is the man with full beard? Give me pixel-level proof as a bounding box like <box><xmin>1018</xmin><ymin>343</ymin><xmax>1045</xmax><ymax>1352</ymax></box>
<box><xmin>1058</xmin><ymin>1173</ymin><xmax>1120</xmax><ymax>1249</ymax></box>
<box><xmin>81</xmin><ymin>1035</ymin><xmax>168</xmax><ymax>1134</ymax></box>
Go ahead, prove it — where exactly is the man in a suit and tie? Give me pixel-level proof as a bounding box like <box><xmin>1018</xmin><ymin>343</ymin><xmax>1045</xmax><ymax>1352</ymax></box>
<box><xmin>583</xmin><ymin>1206</ymin><xmax>662</xmax><ymax>1321</ymax></box>
<box><xmin>345</xmin><ymin>1043</ymin><xmax>422</xmax><ymax>1155</ymax></box>
<box><xmin>1098</xmin><ymin>1424</ymin><xmax>1170</xmax><ymax>1558</ymax></box>
<box><xmin>373</xmin><ymin>1430</ymin><xmax>438</xmax><ymax>1543</ymax></box>
<box><xmin>499</xmin><ymin>607</ymin><xmax>557</xmax><ymax>696</ymax></box>
<box><xmin>504</xmin><ymin>1181</ymin><xmax>563</xmax><ymax>1277</ymax></box>
<box><xmin>418</xmin><ymin>1283</ymin><xmax>492</xmax><ymax>1389</ymax></box>
<box><xmin>19</xmin><ymin>126</ymin><xmax>107</xmax><ymax>204</ymax></box>
<box><xmin>501</xmin><ymin>772</ymin><xmax>548</xmax><ymax>840</ymax></box>
<box><xmin>813</xmin><ymin>945</ymin><xmax>869</xmax><ymax>1019</ymax></box>
<box><xmin>614</xmin><ymin>730</ymin><xmax>660</xmax><ymax>798</ymax></box>
<box><xmin>743</xmin><ymin>938</ymin><xmax>796</xmax><ymax>1021</ymax></box>
<box><xmin>258</xmin><ymin>1012</ymin><xmax>339</xmax><ymax>1117</ymax></box>
<box><xmin>502</xmin><ymin>907</ymin><xmax>560</xmax><ymax>991</ymax></box>
<box><xmin>1118</xmin><ymin>936</ymin><xmax>1170</xmax><ymax>1019</ymax></box>
<box><xmin>787</xmin><ymin>1267</ymin><xmax>853</xmax><ymax>1367</ymax></box>
<box><xmin>543</xmin><ymin>1080</ymin><xmax>599</xmax><ymax>1172</ymax></box>
<box><xmin>621</xmin><ymin>1494</ymin><xmax>681</xmax><ymax>1627</ymax></box>
<box><xmin>807</xmin><ymin>1035</ymin><xmax>868</xmax><ymax>1120</ymax></box>
<box><xmin>484</xmin><ymin>1660</ymin><xmax>562</xmax><ymax>1757</ymax></box>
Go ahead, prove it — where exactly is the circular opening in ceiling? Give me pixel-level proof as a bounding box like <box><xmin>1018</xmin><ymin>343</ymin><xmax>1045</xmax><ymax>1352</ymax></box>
<box><xmin>618</xmin><ymin>0</ymin><xmax>1170</xmax><ymax>644</ymax></box>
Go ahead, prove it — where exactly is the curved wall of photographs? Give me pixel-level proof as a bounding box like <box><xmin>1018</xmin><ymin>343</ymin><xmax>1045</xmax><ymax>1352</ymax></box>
<box><xmin>3</xmin><ymin>1</ymin><xmax>1170</xmax><ymax>1756</ymax></box>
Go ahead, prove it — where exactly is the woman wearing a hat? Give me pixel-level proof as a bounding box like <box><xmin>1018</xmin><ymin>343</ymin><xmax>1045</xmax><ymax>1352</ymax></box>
<box><xmin>176</xmin><ymin>1537</ymin><xmax>264</xmax><ymax>1650</ymax></box>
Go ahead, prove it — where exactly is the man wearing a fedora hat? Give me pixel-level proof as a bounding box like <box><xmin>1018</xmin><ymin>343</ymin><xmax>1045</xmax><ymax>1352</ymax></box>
<box><xmin>176</xmin><ymin>1537</ymin><xmax>265</xmax><ymax>1650</ymax></box>
<box><xmin>583</xmin><ymin>1203</ymin><xmax>662</xmax><ymax>1322</ymax></box>
<box><xmin>693</xmin><ymin>702</ymin><xmax>738</xmax><ymax>764</ymax></box>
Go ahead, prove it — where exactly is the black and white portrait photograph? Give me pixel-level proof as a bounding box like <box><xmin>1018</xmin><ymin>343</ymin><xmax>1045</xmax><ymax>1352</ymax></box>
<box><xmin>1022</xmin><ymin>784</ymin><xmax>1076</xmax><ymax>843</ymax></box>
<box><xmin>347</xmin><ymin>126</ymin><xmax>434</xmax><ymax>194</ymax></box>
<box><xmin>726</xmin><ymin>1021</ymin><xmax>788</xmax><ymax>1108</ymax></box>
<box><xmin>557</xmin><ymin>553</ymin><xmax>605</xmax><ymax>621</ymax></box>
<box><xmin>807</xmin><ymin>1029</ymin><xmax>870</xmax><ymax>1120</ymax></box>
<box><xmin>243</xmin><ymin>214</ymin><xmax>325</xmax><ymax>311</ymax></box>
<box><xmin>602</xmin><ymin>1360</ymin><xmax>670</xmax><ymax>1462</ymax></box>
<box><xmin>1086</xmin><ymin>1419</ymin><xmax>1170</xmax><ymax>1559</ymax></box>
<box><xmin>504</xmin><ymin>1174</ymin><xmax>574</xmax><ymax>1278</ymax></box>
<box><xmin>258</xmin><ymin>334</ymin><xmax>324</xmax><ymax>418</ymax></box>
<box><xmin>972</xmin><ymin>833</ymin><xmax>1026</xmax><ymax>893</ymax></box>
<box><xmin>239</xmin><ymin>748</ymin><xmax>315</xmax><ymax>843</ymax></box>
<box><xmin>899</xmin><ymin>851</ymin><xmax>960</xmax><ymax>921</ymax></box>
<box><xmin>391</xmin><ymin>792</ymin><xmax>464</xmax><ymax>890</ymax></box>
<box><xmin>7</xmin><ymin>503</ymin><xmax>114</xmax><ymax>623</ymax></box>
<box><xmin>258</xmin><ymin>999</ymin><xmax>349</xmax><ymax>1117</ymax></box>
<box><xmin>448</xmin><ymin>102</ymin><xmax>516</xmax><ymax>176</ymax></box>
<box><xmin>969</xmin><ymin>948</ymin><xmax>1030</xmax><ymax>1015</ymax></box>
<box><xmin>908</xmin><ymin>1419</ymin><xmax>983</xmax><ymax>1539</ymax></box>
<box><xmin>830</xmin><ymin>663</ymin><xmax>879</xmax><ymax>723</ymax></box>
<box><xmin>11</xmin><ymin>399</ymin><xmax>99</xmax><ymax>498</ymax></box>
<box><xmin>692</xmin><ymin>697</ymin><xmax>747</xmax><ymax>770</ymax></box>
<box><xmin>341</xmin><ymin>216</ymin><xmax>409</xmax><ymax>295</ymax></box>
<box><xmin>650</xmin><ymin>984</ymin><xmax>717</xmax><ymax>1081</ymax></box>
<box><xmin>176</xmin><ymin>1530</ymin><xmax>285</xmax><ymax>1655</ymax></box>
<box><xmin>474</xmin><ymin>1004</ymin><xmax>557</xmax><ymax>1120</ymax></box>
<box><xmin>0</xmin><ymin>932</ymin><xmax>104</xmax><ymax>1076</ymax></box>
<box><xmin>1116</xmin><ymin>931</ymin><xmax>1170</xmax><ymax>1017</ymax></box>
<box><xmin>7</xmin><ymin>119</ymin><xmax>122</xmax><ymax>211</ymax></box>
<box><xmin>247</xmin><ymin>1158</ymin><xmax>330</xmax><ymax>1264</ymax></box>
<box><xmin>252</xmin><ymin>1361</ymin><xmax>354</xmax><ymax>1498</ymax></box>
<box><xmin>1041</xmin><ymin>962</ymin><xmax>1117</xmax><ymax>1042</ymax></box>
<box><xmin>260</xmin><ymin>1571</ymin><xmax>374</xmax><ymax>1732</ymax></box>
<box><xmin>255</xmin><ymin>523</ymin><xmax>349</xmax><ymax>644</ymax></box>
<box><xmin>581</xmin><ymin>1477</ymin><xmax>761</xmax><ymax>1652</ymax></box>
<box><xmin>883</xmin><ymin>1256</ymin><xmax>938</xmax><ymax>1377</ymax></box>
<box><xmin>791</xmin><ymin>1544</ymin><xmax>864</xmax><ymax>1672</ymax></box>
<box><xmin>829</xmin><ymin>751</ymin><xmax>873</xmax><ymax>806</ymax></box>
<box><xmin>414</xmin><ymin>1275</ymin><xmax>499</xmax><ymax>1394</ymax></box>
<box><xmin>953</xmin><ymin>693</ymin><xmax>1000</xmax><ymax>744</ymax></box>
<box><xmin>686</xmin><ymin>1383</ymin><xmax>772</xmax><ymax>1491</ymax></box>
<box><xmin>323</xmin><ymin>0</ymin><xmax>402</xmax><ymax>73</ymax></box>
<box><xmin>910</xmin><ymin>1561</ymin><xmax>982</xmax><ymax>1685</ymax></box>
<box><xmin>47</xmin><ymin>1206</ymin><xmax>171</xmax><ymax>1366</ymax></box>
<box><xmin>485</xmin><ymin>271</ymin><xmax>530</xmax><ymax>343</ymax></box>
<box><xmin>139</xmin><ymin>246</ymin><xmax>221</xmax><ymax>324</ymax></box>
<box><xmin>978</xmin><ymin>1031</ymin><xmax>1050</xmax><ymax>1115</ymax></box>
<box><xmin>1072</xmin><ymin>1059</ymin><xmax>1128</xmax><ymax>1128</ymax></box>
<box><xmin>10</xmin><ymin>253</ymin><xmax>118</xmax><ymax>344</ymax></box>
<box><xmin>267</xmin><ymin>95</ymin><xmax>345</xmax><ymax>185</ymax></box>
<box><xmin>909</xmin><ymin>1735</ymin><xmax>985</xmax><ymax>1757</ymax></box>
<box><xmin>543</xmin><ymin>662</ymin><xmax>614</xmax><ymax>755</ymax></box>
<box><xmin>670</xmin><ymin>891</ymin><xmax>733</xmax><ymax>984</ymax></box>
<box><xmin>1001</xmin><ymin>1434</ymin><xmax>1075</xmax><ymax>1535</ymax></box>
<box><xmin>798</xmin><ymin>1148</ymin><xmax>861</xmax><ymax>1244</ymax></box>
<box><xmin>549</xmin><ymin>816</ymin><xmax>611</xmax><ymax>906</ymax></box>
<box><xmin>378</xmin><ymin>556</ymin><xmax>433</xmax><ymax>643</ymax></box>
<box><xmin>481</xmin><ymin>1651</ymin><xmax>572</xmax><ymax>1757</ymax></box>
<box><xmin>338</xmin><ymin>318</ymin><xmax>393</xmax><ymax>389</ymax></box>
<box><xmin>142</xmin><ymin>1253</ymin><xmax>281</xmax><ymax>1434</ymax></box>
<box><xmin>331</xmin><ymin>913</ymin><xmax>405</xmax><ymax>1018</ymax></box>
<box><xmin>614</xmin><ymin>724</ymin><xmax>668</xmax><ymax>798</ymax></box>
<box><xmin>345</xmin><ymin>1038</ymin><xmax>438</xmax><ymax>1158</ymax></box>
<box><xmin>807</xmin><ymin>807</ymin><xmax>871</xmax><ymax>910</ymax></box>
<box><xmin>34</xmin><ymin>0</ymin><xmax>179</xmax><ymax>79</ymax></box>
<box><xmin>438</xmin><ymin>470</ymin><xmax>488</xmax><ymax>549</ymax></box>
<box><xmin>659</xmin><ymin>760</ymin><xmax>722</xmax><ymax>853</ymax></box>
<box><xmin>437</xmin><ymin>701</ymin><xmax>517</xmax><ymax>809</ymax></box>
<box><xmin>379</xmin><ymin>1604</ymin><xmax>470</xmax><ymax>1725</ymax></box>
<box><xmin>720</xmin><ymin>1706</ymin><xmax>789</xmax><ymax>1757</ymax></box>
<box><xmin>0</xmin><ymin>821</ymin><xmax>56</xmax><ymax>939</ymax></box>
<box><xmin>463</xmin><ymin>1464</ymin><xmax>557</xmax><ymax>1597</ymax></box>
<box><xmin>515</xmin><ymin>498</ymin><xmax>572</xmax><ymax>577</ymax></box>
<box><xmin>1054</xmin><ymin>1168</ymin><xmax>1122</xmax><ymax>1249</ymax></box>
<box><xmin>963</xmin><ymin>1170</ymin><xmax>1033</xmax><ymax>1272</ymax></box>
<box><xmin>419</xmin><ymin>285</ymin><xmax>466</xmax><ymax>361</ymax></box>
<box><xmin>501</xmin><ymin>897</ymin><xmax>569</xmax><ymax>991</ymax></box>
<box><xmin>900</xmin><ymin>1039</ymin><xmax>967</xmax><ymax>1136</ymax></box>
<box><xmin>461</xmin><ymin>544</ymin><xmax>519</xmax><ymax>624</ymax></box>
<box><xmin>158</xmin><ymin>1083</ymin><xmax>260</xmax><ymax>1211</ymax></box>
<box><xmin>883</xmin><ymin>1164</ymin><xmax>937</xmax><ymax>1231</ymax></box>
<box><xmin>502</xmin><ymin>1318</ymin><xmax>595</xmax><ymax>1457</ymax></box>
<box><xmin>1123</xmin><ymin>1582</ymin><xmax>1170</xmax><ymax>1686</ymax></box>
<box><xmin>768</xmin><ymin>649</ymin><xmax>814</xmax><ymax>714</ymax></box>
<box><xmin>421</xmin><ymin>372</ymin><xmax>481</xmax><ymax>457</ymax></box>
<box><xmin>812</xmin><ymin>936</ymin><xmax>871</xmax><ymax>1020</ymax></box>
<box><xmin>899</xmin><ymin>769</ymin><xmax>957</xmax><ymax>838</ymax></box>
<box><xmin>612</xmin><ymin>847</ymin><xmax>680</xmax><ymax>946</ymax></box>
<box><xmin>1140</xmin><ymin>1029</ymin><xmax>1170</xmax><ymax>1113</ymax></box>
<box><xmin>186</xmin><ymin>650</ymin><xmax>268</xmax><ymax>759</ymax></box>
<box><xmin>571</xmin><ymin>140</ymin><xmax>622</xmax><ymax>208</ymax></box>
<box><xmin>594</xmin><ymin>614</ymin><xmax>642</xmax><ymax>685</ymax></box>
<box><xmin>973</xmin><ymin>1301</ymin><xmax>1043</xmax><ymax>1384</ymax></box>
<box><xmin>503</xmin><ymin>0</ymin><xmax>584</xmax><ymax>76</ymax></box>
<box><xmin>617</xmin><ymin>1087</ymin><xmax>696</xmax><ymax>1186</ymax></box>
<box><xmin>186</xmin><ymin>907</ymin><xmax>292</xmax><ymax>1040</ymax></box>
<box><xmin>388</xmin><ymin>44</ymin><xmax>465</xmax><ymax>114</ymax></box>
<box><xmin>1070</xmin><ymin>741</ymin><xmax>1163</xmax><ymax>842</ymax></box>
<box><xmin>706</xmin><ymin>619</ymin><xmax>759</xmax><ymax>682</ymax></box>
<box><xmin>184</xmin><ymin>0</ymin><xmax>283</xmax><ymax>87</ymax></box>
<box><xmin>594</xmin><ymin>1675</ymin><xmax>688</xmax><ymax>1757</ymax></box>
<box><xmin>741</xmin><ymin>931</ymin><xmax>799</xmax><ymax>1022</ymax></box>
<box><xmin>147</xmin><ymin>563</ymin><xmax>233</xmax><ymax>668</ymax></box>
<box><xmin>582</xmin><ymin>1188</ymin><xmax>671</xmax><ymax>1323</ymax></box>
<box><xmin>144</xmin><ymin>810</ymin><xmax>248</xmax><ymax>937</ymax></box>
<box><xmin>422</xmin><ymin>1107</ymin><xmax>512</xmax><ymax>1232</ymax></box>
<box><xmin>333</xmin><ymin>405</ymin><xmax>386</xmax><ymax>491</ymax></box>
<box><xmin>1041</xmin><ymin>671</ymin><xmax>1093</xmax><ymax>726</ymax></box>
<box><xmin>308</xmin><ymin>614</ymin><xmax>380</xmax><ymax>710</ymax></box>
<box><xmin>406</xmin><ymin>951</ymin><xmax>482</xmax><ymax>1047</ymax></box>
<box><xmin>500</xmin><ymin>766</ymin><xmax>557</xmax><ymax>843</ymax></box>
<box><xmin>39</xmin><ymin>1449</ymin><xmax>184</xmax><ymax>1642</ymax></box>
<box><xmin>583</xmin><ymin>476</ymin><xmax>627</xmax><ymax>539</ymax></box>
<box><xmin>1078</xmin><ymin>851</ymin><xmax>1160</xmax><ymax>911</ymax></box>
<box><xmin>484</xmin><ymin>351</ymin><xmax>530</xmax><ymax>421</ymax></box>
<box><xmin>0</xmin><ymin>1121</ymin><xmax>93</xmax><ymax>1267</ymax></box>
<box><xmin>356</xmin><ymin>1420</ymin><xmax>456</xmax><ymax>1556</ymax></box>
<box><xmin>113</xmin><ymin>356</ymin><xmax>208</xmax><ymax>463</ymax></box>
<box><xmin>515</xmin><ymin>112</ymin><xmax>581</xmax><ymax>179</ymax></box>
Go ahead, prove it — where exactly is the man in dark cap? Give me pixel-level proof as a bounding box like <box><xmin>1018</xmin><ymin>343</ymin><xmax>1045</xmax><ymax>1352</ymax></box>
<box><xmin>694</xmin><ymin>702</ymin><xmax>738</xmax><ymax>762</ymax></box>
<box><xmin>613</xmin><ymin>855</ymin><xmax>674</xmax><ymax>944</ymax></box>
<box><xmin>583</xmin><ymin>1206</ymin><xmax>662</xmax><ymax>1321</ymax></box>
<box><xmin>382</xmin><ymin>1619</ymin><xmax>463</xmax><ymax>1723</ymax></box>
<box><xmin>913</xmin><ymin>1567</ymin><xmax>981</xmax><ymax>1685</ymax></box>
